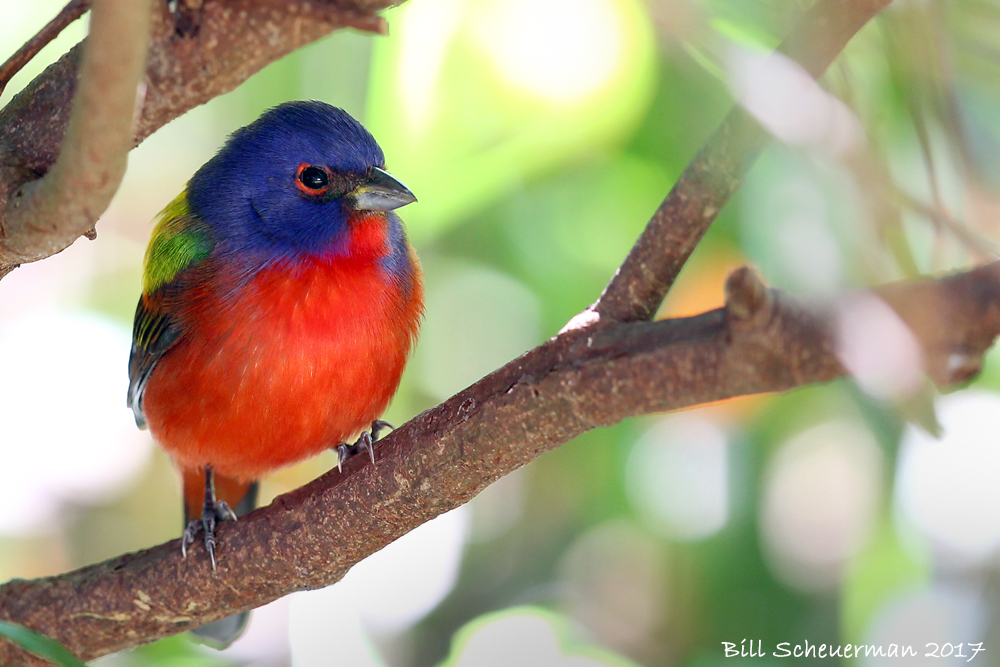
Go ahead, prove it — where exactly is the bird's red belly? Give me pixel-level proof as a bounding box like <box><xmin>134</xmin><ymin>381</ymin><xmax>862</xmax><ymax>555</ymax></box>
<box><xmin>142</xmin><ymin>257</ymin><xmax>421</xmax><ymax>481</ymax></box>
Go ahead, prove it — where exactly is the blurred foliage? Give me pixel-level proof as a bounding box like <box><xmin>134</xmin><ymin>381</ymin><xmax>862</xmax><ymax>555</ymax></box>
<box><xmin>4</xmin><ymin>0</ymin><xmax>1000</xmax><ymax>666</ymax></box>
<box><xmin>0</xmin><ymin>620</ymin><xmax>87</xmax><ymax>667</ymax></box>
<box><xmin>438</xmin><ymin>606</ymin><xmax>643</xmax><ymax>666</ymax></box>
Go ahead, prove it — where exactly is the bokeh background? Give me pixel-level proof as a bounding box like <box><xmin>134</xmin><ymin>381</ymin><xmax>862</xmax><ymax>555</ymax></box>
<box><xmin>3</xmin><ymin>0</ymin><xmax>1000</xmax><ymax>664</ymax></box>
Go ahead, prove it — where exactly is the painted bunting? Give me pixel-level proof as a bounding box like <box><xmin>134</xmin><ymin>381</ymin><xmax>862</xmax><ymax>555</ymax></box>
<box><xmin>127</xmin><ymin>100</ymin><xmax>423</xmax><ymax>646</ymax></box>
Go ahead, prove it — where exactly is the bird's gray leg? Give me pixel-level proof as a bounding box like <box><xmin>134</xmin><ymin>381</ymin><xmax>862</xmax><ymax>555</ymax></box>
<box><xmin>181</xmin><ymin>465</ymin><xmax>236</xmax><ymax>571</ymax></box>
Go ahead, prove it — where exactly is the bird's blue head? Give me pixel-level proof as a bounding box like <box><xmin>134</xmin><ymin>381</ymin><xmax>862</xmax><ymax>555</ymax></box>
<box><xmin>186</xmin><ymin>100</ymin><xmax>414</xmax><ymax>262</ymax></box>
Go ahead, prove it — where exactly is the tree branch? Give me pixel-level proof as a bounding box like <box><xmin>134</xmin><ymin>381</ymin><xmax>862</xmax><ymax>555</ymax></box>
<box><xmin>0</xmin><ymin>0</ymin><xmax>90</xmax><ymax>99</ymax></box>
<box><xmin>0</xmin><ymin>0</ymin><xmax>393</xmax><ymax>277</ymax></box>
<box><xmin>1</xmin><ymin>260</ymin><xmax>999</xmax><ymax>663</ymax></box>
<box><xmin>591</xmin><ymin>0</ymin><xmax>894</xmax><ymax>323</ymax></box>
<box><xmin>0</xmin><ymin>0</ymin><xmax>150</xmax><ymax>275</ymax></box>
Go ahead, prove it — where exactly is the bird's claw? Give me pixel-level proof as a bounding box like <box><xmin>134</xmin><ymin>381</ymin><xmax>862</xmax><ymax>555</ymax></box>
<box><xmin>335</xmin><ymin>433</ymin><xmax>373</xmax><ymax>472</ymax></box>
<box><xmin>335</xmin><ymin>420</ymin><xmax>393</xmax><ymax>472</ymax></box>
<box><xmin>371</xmin><ymin>419</ymin><xmax>393</xmax><ymax>440</ymax></box>
<box><xmin>181</xmin><ymin>470</ymin><xmax>236</xmax><ymax>571</ymax></box>
<box><xmin>336</xmin><ymin>443</ymin><xmax>349</xmax><ymax>473</ymax></box>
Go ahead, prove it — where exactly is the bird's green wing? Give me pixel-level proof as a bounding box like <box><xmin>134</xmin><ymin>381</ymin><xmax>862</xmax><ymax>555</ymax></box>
<box><xmin>128</xmin><ymin>192</ymin><xmax>214</xmax><ymax>428</ymax></box>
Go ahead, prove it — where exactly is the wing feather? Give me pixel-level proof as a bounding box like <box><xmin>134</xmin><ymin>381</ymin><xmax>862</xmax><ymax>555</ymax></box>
<box><xmin>127</xmin><ymin>193</ymin><xmax>214</xmax><ymax>428</ymax></box>
<box><xmin>127</xmin><ymin>289</ymin><xmax>184</xmax><ymax>427</ymax></box>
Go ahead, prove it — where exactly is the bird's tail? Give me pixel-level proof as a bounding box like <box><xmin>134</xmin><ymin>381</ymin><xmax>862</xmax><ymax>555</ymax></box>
<box><xmin>182</xmin><ymin>469</ymin><xmax>259</xmax><ymax>650</ymax></box>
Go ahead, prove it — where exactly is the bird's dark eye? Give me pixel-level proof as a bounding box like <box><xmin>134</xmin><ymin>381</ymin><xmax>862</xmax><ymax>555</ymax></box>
<box><xmin>296</xmin><ymin>163</ymin><xmax>332</xmax><ymax>195</ymax></box>
<box><xmin>301</xmin><ymin>167</ymin><xmax>328</xmax><ymax>189</ymax></box>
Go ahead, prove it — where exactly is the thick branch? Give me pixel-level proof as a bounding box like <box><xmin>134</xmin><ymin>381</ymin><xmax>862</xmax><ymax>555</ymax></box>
<box><xmin>0</xmin><ymin>0</ymin><xmax>150</xmax><ymax>271</ymax></box>
<box><xmin>592</xmin><ymin>0</ymin><xmax>894</xmax><ymax>323</ymax></box>
<box><xmin>1</xmin><ymin>261</ymin><xmax>999</xmax><ymax>663</ymax></box>
<box><xmin>0</xmin><ymin>0</ymin><xmax>392</xmax><ymax>276</ymax></box>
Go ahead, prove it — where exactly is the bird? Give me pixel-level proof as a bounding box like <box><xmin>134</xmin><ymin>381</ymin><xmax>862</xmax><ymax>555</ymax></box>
<box><xmin>126</xmin><ymin>100</ymin><xmax>423</xmax><ymax>647</ymax></box>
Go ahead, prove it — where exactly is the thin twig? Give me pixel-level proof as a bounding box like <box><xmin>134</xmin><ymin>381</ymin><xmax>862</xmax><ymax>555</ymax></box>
<box><xmin>592</xmin><ymin>0</ymin><xmax>894</xmax><ymax>323</ymax></box>
<box><xmin>0</xmin><ymin>0</ymin><xmax>90</xmax><ymax>98</ymax></box>
<box><xmin>893</xmin><ymin>186</ymin><xmax>1000</xmax><ymax>258</ymax></box>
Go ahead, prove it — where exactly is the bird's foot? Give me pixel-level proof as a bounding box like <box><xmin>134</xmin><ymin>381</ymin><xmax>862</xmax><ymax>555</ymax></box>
<box><xmin>336</xmin><ymin>432</ymin><xmax>374</xmax><ymax>472</ymax></box>
<box><xmin>181</xmin><ymin>466</ymin><xmax>237</xmax><ymax>570</ymax></box>
<box><xmin>182</xmin><ymin>500</ymin><xmax>236</xmax><ymax>570</ymax></box>
<box><xmin>371</xmin><ymin>419</ymin><xmax>393</xmax><ymax>440</ymax></box>
<box><xmin>336</xmin><ymin>420</ymin><xmax>394</xmax><ymax>472</ymax></box>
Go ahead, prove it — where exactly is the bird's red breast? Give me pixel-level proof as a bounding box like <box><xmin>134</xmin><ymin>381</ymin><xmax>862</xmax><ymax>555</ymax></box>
<box><xmin>141</xmin><ymin>211</ymin><xmax>423</xmax><ymax>483</ymax></box>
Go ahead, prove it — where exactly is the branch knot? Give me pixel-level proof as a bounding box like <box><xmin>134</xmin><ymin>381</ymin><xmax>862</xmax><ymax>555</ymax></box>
<box><xmin>724</xmin><ymin>266</ymin><xmax>770</xmax><ymax>321</ymax></box>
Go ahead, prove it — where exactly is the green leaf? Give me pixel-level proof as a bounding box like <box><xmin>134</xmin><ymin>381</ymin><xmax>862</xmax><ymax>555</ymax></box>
<box><xmin>0</xmin><ymin>620</ymin><xmax>87</xmax><ymax>667</ymax></box>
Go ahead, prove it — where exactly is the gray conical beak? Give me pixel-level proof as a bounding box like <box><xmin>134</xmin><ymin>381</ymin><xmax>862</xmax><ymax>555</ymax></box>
<box><xmin>350</xmin><ymin>167</ymin><xmax>416</xmax><ymax>212</ymax></box>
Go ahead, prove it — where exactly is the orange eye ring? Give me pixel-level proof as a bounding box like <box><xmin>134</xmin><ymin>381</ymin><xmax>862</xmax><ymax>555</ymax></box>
<box><xmin>296</xmin><ymin>163</ymin><xmax>332</xmax><ymax>196</ymax></box>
